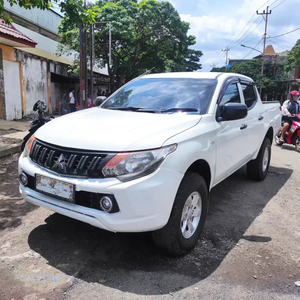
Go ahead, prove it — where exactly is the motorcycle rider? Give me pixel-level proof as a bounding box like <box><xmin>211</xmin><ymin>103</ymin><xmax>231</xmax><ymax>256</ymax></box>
<box><xmin>280</xmin><ymin>90</ymin><xmax>300</xmax><ymax>142</ymax></box>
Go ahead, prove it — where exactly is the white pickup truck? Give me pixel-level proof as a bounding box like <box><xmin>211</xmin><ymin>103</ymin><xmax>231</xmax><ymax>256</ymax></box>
<box><xmin>19</xmin><ymin>72</ymin><xmax>281</xmax><ymax>256</ymax></box>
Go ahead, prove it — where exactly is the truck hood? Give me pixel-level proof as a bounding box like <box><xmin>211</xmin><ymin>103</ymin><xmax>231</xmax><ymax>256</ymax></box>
<box><xmin>35</xmin><ymin>108</ymin><xmax>201</xmax><ymax>151</ymax></box>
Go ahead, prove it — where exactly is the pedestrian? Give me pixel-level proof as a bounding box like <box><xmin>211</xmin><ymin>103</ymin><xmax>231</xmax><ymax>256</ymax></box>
<box><xmin>69</xmin><ymin>89</ymin><xmax>76</xmax><ymax>113</ymax></box>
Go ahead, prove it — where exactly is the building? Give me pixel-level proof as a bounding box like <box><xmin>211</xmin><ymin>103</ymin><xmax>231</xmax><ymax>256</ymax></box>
<box><xmin>0</xmin><ymin>1</ymin><xmax>109</xmax><ymax>120</ymax></box>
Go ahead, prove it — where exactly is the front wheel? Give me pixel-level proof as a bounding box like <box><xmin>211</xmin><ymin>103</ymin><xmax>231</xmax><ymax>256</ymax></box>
<box><xmin>247</xmin><ymin>138</ymin><xmax>271</xmax><ymax>181</ymax></box>
<box><xmin>295</xmin><ymin>137</ymin><xmax>300</xmax><ymax>153</ymax></box>
<box><xmin>20</xmin><ymin>133</ymin><xmax>32</xmax><ymax>151</ymax></box>
<box><xmin>152</xmin><ymin>172</ymin><xmax>209</xmax><ymax>256</ymax></box>
<box><xmin>274</xmin><ymin>130</ymin><xmax>283</xmax><ymax>146</ymax></box>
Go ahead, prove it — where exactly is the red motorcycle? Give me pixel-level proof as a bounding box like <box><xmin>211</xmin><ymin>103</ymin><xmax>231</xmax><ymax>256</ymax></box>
<box><xmin>275</xmin><ymin>114</ymin><xmax>300</xmax><ymax>152</ymax></box>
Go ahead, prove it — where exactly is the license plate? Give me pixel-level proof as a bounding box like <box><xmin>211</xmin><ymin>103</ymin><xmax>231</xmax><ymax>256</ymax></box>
<box><xmin>35</xmin><ymin>174</ymin><xmax>75</xmax><ymax>202</ymax></box>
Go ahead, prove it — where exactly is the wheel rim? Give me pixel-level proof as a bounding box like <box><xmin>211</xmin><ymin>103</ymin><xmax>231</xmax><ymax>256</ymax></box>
<box><xmin>180</xmin><ymin>191</ymin><xmax>202</xmax><ymax>239</ymax></box>
<box><xmin>262</xmin><ymin>146</ymin><xmax>269</xmax><ymax>172</ymax></box>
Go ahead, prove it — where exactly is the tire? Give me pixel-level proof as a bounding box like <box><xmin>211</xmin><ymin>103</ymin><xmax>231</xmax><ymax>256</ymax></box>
<box><xmin>247</xmin><ymin>138</ymin><xmax>271</xmax><ymax>181</ymax></box>
<box><xmin>274</xmin><ymin>130</ymin><xmax>283</xmax><ymax>146</ymax></box>
<box><xmin>152</xmin><ymin>172</ymin><xmax>209</xmax><ymax>256</ymax></box>
<box><xmin>21</xmin><ymin>133</ymin><xmax>32</xmax><ymax>151</ymax></box>
<box><xmin>295</xmin><ymin>137</ymin><xmax>300</xmax><ymax>153</ymax></box>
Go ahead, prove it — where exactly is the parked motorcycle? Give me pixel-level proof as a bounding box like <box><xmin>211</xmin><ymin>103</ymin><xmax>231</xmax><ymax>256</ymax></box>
<box><xmin>275</xmin><ymin>114</ymin><xmax>300</xmax><ymax>152</ymax></box>
<box><xmin>21</xmin><ymin>100</ymin><xmax>54</xmax><ymax>151</ymax></box>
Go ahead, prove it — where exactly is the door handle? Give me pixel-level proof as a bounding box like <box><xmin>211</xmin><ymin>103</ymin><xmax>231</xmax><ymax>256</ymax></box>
<box><xmin>240</xmin><ymin>124</ymin><xmax>248</xmax><ymax>130</ymax></box>
<box><xmin>258</xmin><ymin>116</ymin><xmax>264</xmax><ymax>121</ymax></box>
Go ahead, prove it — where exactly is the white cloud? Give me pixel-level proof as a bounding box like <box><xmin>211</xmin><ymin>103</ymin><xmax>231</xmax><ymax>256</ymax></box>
<box><xmin>177</xmin><ymin>0</ymin><xmax>300</xmax><ymax>71</ymax></box>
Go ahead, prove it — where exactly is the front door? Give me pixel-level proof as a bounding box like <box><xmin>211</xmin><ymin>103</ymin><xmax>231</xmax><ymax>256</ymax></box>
<box><xmin>214</xmin><ymin>81</ymin><xmax>249</xmax><ymax>184</ymax></box>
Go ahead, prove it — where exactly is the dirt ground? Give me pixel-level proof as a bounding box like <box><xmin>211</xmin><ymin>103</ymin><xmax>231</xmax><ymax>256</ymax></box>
<box><xmin>0</xmin><ymin>144</ymin><xmax>300</xmax><ymax>300</ymax></box>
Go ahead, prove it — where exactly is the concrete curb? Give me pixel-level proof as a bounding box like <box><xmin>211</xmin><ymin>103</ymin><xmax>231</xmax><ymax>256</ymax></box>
<box><xmin>0</xmin><ymin>144</ymin><xmax>22</xmax><ymax>159</ymax></box>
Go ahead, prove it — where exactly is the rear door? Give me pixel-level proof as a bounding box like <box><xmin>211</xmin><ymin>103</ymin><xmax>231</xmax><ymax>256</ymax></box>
<box><xmin>240</xmin><ymin>81</ymin><xmax>265</xmax><ymax>156</ymax></box>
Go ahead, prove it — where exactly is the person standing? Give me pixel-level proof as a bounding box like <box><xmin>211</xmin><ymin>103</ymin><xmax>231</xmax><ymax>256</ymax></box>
<box><xmin>69</xmin><ymin>89</ymin><xmax>76</xmax><ymax>113</ymax></box>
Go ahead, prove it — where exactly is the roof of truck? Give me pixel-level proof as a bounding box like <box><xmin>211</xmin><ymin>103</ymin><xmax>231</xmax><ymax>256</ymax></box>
<box><xmin>140</xmin><ymin>72</ymin><xmax>253</xmax><ymax>82</ymax></box>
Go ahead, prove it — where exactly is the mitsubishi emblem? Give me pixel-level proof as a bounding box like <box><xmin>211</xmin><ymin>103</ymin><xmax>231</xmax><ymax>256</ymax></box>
<box><xmin>53</xmin><ymin>154</ymin><xmax>67</xmax><ymax>171</ymax></box>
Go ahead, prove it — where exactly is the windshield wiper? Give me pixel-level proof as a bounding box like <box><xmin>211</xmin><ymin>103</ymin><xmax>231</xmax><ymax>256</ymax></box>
<box><xmin>107</xmin><ymin>107</ymin><xmax>158</xmax><ymax>113</ymax></box>
<box><xmin>106</xmin><ymin>107</ymin><xmax>199</xmax><ymax>114</ymax></box>
<box><xmin>159</xmin><ymin>107</ymin><xmax>199</xmax><ymax>113</ymax></box>
<box><xmin>107</xmin><ymin>106</ymin><xmax>142</xmax><ymax>111</ymax></box>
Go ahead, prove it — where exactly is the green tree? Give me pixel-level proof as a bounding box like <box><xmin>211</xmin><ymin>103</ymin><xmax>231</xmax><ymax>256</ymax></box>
<box><xmin>285</xmin><ymin>39</ymin><xmax>300</xmax><ymax>72</ymax></box>
<box><xmin>58</xmin><ymin>0</ymin><xmax>202</xmax><ymax>90</ymax></box>
<box><xmin>211</xmin><ymin>59</ymin><xmax>290</xmax><ymax>96</ymax></box>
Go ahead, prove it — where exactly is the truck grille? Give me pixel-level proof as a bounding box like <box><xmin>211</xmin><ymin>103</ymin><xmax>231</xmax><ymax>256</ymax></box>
<box><xmin>29</xmin><ymin>139</ymin><xmax>116</xmax><ymax>178</ymax></box>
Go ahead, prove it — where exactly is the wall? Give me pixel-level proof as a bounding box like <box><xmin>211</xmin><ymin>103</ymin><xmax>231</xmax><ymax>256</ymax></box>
<box><xmin>22</xmin><ymin>55</ymin><xmax>47</xmax><ymax>115</ymax></box>
<box><xmin>4</xmin><ymin>0</ymin><xmax>61</xmax><ymax>36</ymax></box>
<box><xmin>13</xmin><ymin>23</ymin><xmax>77</xmax><ymax>61</ymax></box>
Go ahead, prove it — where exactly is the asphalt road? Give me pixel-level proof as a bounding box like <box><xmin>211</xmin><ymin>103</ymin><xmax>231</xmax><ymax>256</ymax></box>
<box><xmin>0</xmin><ymin>144</ymin><xmax>300</xmax><ymax>300</ymax></box>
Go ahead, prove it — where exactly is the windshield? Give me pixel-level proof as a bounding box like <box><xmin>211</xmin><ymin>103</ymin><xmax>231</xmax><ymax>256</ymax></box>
<box><xmin>101</xmin><ymin>77</ymin><xmax>217</xmax><ymax>114</ymax></box>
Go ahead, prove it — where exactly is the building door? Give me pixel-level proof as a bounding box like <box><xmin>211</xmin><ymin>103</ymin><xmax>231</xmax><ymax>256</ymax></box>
<box><xmin>3</xmin><ymin>60</ymin><xmax>22</xmax><ymax>120</ymax></box>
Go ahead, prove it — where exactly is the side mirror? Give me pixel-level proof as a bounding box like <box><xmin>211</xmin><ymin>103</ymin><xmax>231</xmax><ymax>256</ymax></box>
<box><xmin>94</xmin><ymin>96</ymin><xmax>107</xmax><ymax>107</ymax></box>
<box><xmin>219</xmin><ymin>103</ymin><xmax>247</xmax><ymax>121</ymax></box>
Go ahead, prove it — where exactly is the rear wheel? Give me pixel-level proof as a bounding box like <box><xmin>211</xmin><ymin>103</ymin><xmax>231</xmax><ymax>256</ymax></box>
<box><xmin>247</xmin><ymin>138</ymin><xmax>271</xmax><ymax>181</ymax></box>
<box><xmin>152</xmin><ymin>172</ymin><xmax>208</xmax><ymax>256</ymax></box>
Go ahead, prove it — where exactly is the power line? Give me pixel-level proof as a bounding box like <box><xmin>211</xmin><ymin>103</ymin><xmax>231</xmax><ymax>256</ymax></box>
<box><xmin>237</xmin><ymin>18</ymin><xmax>264</xmax><ymax>47</ymax></box>
<box><xmin>242</xmin><ymin>39</ymin><xmax>263</xmax><ymax>59</ymax></box>
<box><xmin>268</xmin><ymin>38</ymin><xmax>288</xmax><ymax>51</ymax></box>
<box><xmin>268</xmin><ymin>36</ymin><xmax>294</xmax><ymax>46</ymax></box>
<box><xmin>268</xmin><ymin>0</ymin><xmax>279</xmax><ymax>8</ymax></box>
<box><xmin>241</xmin><ymin>35</ymin><xmax>264</xmax><ymax>46</ymax></box>
<box><xmin>230</xmin><ymin>16</ymin><xmax>262</xmax><ymax>48</ymax></box>
<box><xmin>226</xmin><ymin>0</ymin><xmax>271</xmax><ymax>48</ymax></box>
<box><xmin>270</xmin><ymin>0</ymin><xmax>286</xmax><ymax>10</ymax></box>
<box><xmin>214</xmin><ymin>52</ymin><xmax>226</xmax><ymax>67</ymax></box>
<box><xmin>269</xmin><ymin>27</ymin><xmax>300</xmax><ymax>38</ymax></box>
<box><xmin>202</xmin><ymin>51</ymin><xmax>223</xmax><ymax>59</ymax></box>
<box><xmin>211</xmin><ymin>50</ymin><xmax>224</xmax><ymax>66</ymax></box>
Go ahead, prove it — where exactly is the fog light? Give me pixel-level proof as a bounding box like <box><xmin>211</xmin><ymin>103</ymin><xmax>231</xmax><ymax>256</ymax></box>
<box><xmin>100</xmin><ymin>196</ymin><xmax>113</xmax><ymax>212</ymax></box>
<box><xmin>19</xmin><ymin>172</ymin><xmax>28</xmax><ymax>186</ymax></box>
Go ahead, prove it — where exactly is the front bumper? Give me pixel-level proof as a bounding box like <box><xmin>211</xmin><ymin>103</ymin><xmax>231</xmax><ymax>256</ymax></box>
<box><xmin>18</xmin><ymin>154</ymin><xmax>183</xmax><ymax>233</ymax></box>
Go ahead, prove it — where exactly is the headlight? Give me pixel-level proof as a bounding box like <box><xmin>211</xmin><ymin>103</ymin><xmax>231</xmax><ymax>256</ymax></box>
<box><xmin>23</xmin><ymin>136</ymin><xmax>36</xmax><ymax>157</ymax></box>
<box><xmin>102</xmin><ymin>144</ymin><xmax>177</xmax><ymax>181</ymax></box>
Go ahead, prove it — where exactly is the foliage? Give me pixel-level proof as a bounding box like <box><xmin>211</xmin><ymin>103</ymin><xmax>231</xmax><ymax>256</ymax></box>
<box><xmin>285</xmin><ymin>39</ymin><xmax>300</xmax><ymax>72</ymax></box>
<box><xmin>212</xmin><ymin>59</ymin><xmax>291</xmax><ymax>95</ymax></box>
<box><xmin>58</xmin><ymin>0</ymin><xmax>202</xmax><ymax>90</ymax></box>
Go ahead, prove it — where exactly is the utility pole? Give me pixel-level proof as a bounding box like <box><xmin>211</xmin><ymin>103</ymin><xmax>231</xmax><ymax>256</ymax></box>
<box><xmin>257</xmin><ymin>6</ymin><xmax>272</xmax><ymax>97</ymax></box>
<box><xmin>79</xmin><ymin>25</ymin><xmax>84</xmax><ymax>109</ymax></box>
<box><xmin>79</xmin><ymin>0</ymin><xmax>88</xmax><ymax>109</ymax></box>
<box><xmin>222</xmin><ymin>47</ymin><xmax>230</xmax><ymax>72</ymax></box>
<box><xmin>90</xmin><ymin>24</ymin><xmax>94</xmax><ymax>103</ymax></box>
<box><xmin>257</xmin><ymin>6</ymin><xmax>272</xmax><ymax>56</ymax></box>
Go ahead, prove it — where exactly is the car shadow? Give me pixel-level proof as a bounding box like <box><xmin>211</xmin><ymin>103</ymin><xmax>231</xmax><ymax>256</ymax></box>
<box><xmin>27</xmin><ymin>165</ymin><xmax>292</xmax><ymax>295</ymax></box>
<box><xmin>0</xmin><ymin>154</ymin><xmax>36</xmax><ymax>231</ymax></box>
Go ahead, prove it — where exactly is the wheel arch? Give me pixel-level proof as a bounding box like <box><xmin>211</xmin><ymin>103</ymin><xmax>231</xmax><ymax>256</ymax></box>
<box><xmin>186</xmin><ymin>159</ymin><xmax>211</xmax><ymax>192</ymax></box>
<box><xmin>266</xmin><ymin>126</ymin><xmax>274</xmax><ymax>142</ymax></box>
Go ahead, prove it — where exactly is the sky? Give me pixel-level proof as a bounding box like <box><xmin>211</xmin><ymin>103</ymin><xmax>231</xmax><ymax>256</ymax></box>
<box><xmin>162</xmin><ymin>0</ymin><xmax>300</xmax><ymax>71</ymax></box>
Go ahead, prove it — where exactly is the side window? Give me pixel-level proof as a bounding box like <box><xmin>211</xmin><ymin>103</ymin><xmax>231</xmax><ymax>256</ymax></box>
<box><xmin>219</xmin><ymin>83</ymin><xmax>241</xmax><ymax>108</ymax></box>
<box><xmin>241</xmin><ymin>83</ymin><xmax>256</xmax><ymax>108</ymax></box>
